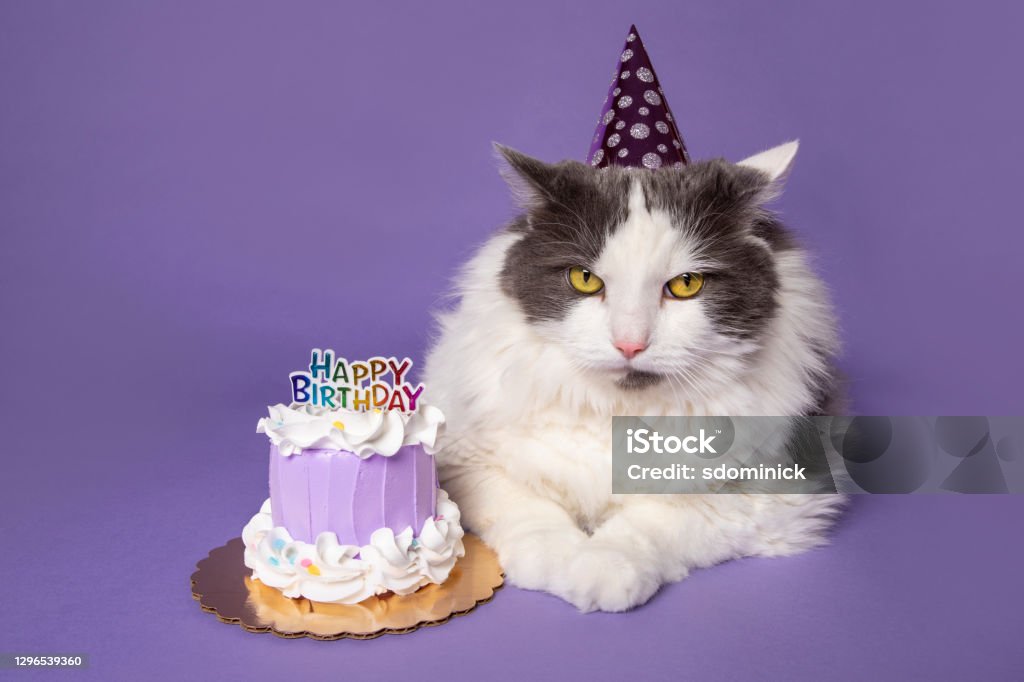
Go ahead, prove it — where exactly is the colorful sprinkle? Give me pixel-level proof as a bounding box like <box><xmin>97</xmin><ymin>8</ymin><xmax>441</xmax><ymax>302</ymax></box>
<box><xmin>300</xmin><ymin>558</ymin><xmax>312</xmax><ymax>567</ymax></box>
<box><xmin>271</xmin><ymin>538</ymin><xmax>285</xmax><ymax>552</ymax></box>
<box><xmin>268</xmin><ymin>556</ymin><xmax>280</xmax><ymax>567</ymax></box>
<box><xmin>332</xmin><ymin>420</ymin><xmax>345</xmax><ymax>431</ymax></box>
<box><xmin>307</xmin><ymin>565</ymin><xmax>321</xmax><ymax>576</ymax></box>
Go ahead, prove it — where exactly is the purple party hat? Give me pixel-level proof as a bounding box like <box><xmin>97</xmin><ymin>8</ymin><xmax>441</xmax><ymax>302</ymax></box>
<box><xmin>587</xmin><ymin>25</ymin><xmax>690</xmax><ymax>169</ymax></box>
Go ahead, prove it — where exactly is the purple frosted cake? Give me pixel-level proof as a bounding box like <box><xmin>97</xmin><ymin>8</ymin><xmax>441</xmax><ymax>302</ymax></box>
<box><xmin>242</xmin><ymin>403</ymin><xmax>465</xmax><ymax>604</ymax></box>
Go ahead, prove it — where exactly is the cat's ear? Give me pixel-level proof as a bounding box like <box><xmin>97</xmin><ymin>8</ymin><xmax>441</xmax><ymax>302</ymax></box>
<box><xmin>494</xmin><ymin>143</ymin><xmax>562</xmax><ymax>208</ymax></box>
<box><xmin>737</xmin><ymin>140</ymin><xmax>799</xmax><ymax>186</ymax></box>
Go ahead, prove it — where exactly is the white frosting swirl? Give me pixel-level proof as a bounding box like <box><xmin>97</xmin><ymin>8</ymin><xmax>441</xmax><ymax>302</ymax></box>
<box><xmin>242</xmin><ymin>489</ymin><xmax>465</xmax><ymax>604</ymax></box>
<box><xmin>256</xmin><ymin>403</ymin><xmax>445</xmax><ymax>457</ymax></box>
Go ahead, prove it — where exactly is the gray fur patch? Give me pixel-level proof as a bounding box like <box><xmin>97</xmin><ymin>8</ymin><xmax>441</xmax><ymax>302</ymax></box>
<box><xmin>637</xmin><ymin>159</ymin><xmax>782</xmax><ymax>340</ymax></box>
<box><xmin>618</xmin><ymin>370</ymin><xmax>665</xmax><ymax>390</ymax></box>
<box><xmin>497</xmin><ymin>146</ymin><xmax>631</xmax><ymax>322</ymax></box>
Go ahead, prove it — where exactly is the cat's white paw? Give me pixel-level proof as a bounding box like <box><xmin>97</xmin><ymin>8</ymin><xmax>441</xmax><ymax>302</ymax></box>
<box><xmin>559</xmin><ymin>542</ymin><xmax>665</xmax><ymax>613</ymax></box>
<box><xmin>496</xmin><ymin>531</ymin><xmax>584</xmax><ymax>593</ymax></box>
<box><xmin>747</xmin><ymin>494</ymin><xmax>845</xmax><ymax>558</ymax></box>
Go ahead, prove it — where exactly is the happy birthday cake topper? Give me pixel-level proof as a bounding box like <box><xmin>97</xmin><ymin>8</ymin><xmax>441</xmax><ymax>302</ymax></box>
<box><xmin>290</xmin><ymin>349</ymin><xmax>424</xmax><ymax>412</ymax></box>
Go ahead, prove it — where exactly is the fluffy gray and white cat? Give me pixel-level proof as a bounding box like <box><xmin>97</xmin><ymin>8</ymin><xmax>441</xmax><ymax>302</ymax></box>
<box><xmin>424</xmin><ymin>141</ymin><xmax>844</xmax><ymax>612</ymax></box>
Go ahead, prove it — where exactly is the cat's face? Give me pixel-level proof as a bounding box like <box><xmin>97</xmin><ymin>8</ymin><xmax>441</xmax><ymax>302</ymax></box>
<box><xmin>498</xmin><ymin>143</ymin><xmax>798</xmax><ymax>391</ymax></box>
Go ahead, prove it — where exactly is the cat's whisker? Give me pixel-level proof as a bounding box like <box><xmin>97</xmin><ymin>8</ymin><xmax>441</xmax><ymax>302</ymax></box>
<box><xmin>663</xmin><ymin>355</ymin><xmax>729</xmax><ymax>398</ymax></box>
<box><xmin>663</xmin><ymin>372</ymin><xmax>691</xmax><ymax>412</ymax></box>
<box><xmin>662</xmin><ymin>360</ymin><xmax>708</xmax><ymax>396</ymax></box>
<box><xmin>677</xmin><ymin>367</ymin><xmax>717</xmax><ymax>400</ymax></box>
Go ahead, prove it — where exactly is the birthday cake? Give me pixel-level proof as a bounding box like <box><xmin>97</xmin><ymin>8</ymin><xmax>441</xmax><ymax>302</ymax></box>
<box><xmin>241</xmin><ymin>351</ymin><xmax>465</xmax><ymax>604</ymax></box>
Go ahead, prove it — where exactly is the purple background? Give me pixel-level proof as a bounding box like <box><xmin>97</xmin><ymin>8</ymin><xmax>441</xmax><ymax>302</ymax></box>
<box><xmin>2</xmin><ymin>1</ymin><xmax>1022</xmax><ymax>679</ymax></box>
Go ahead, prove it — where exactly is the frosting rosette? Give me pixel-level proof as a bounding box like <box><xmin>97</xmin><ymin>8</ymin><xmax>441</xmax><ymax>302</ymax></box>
<box><xmin>242</xmin><ymin>489</ymin><xmax>466</xmax><ymax>604</ymax></box>
<box><xmin>256</xmin><ymin>403</ymin><xmax>445</xmax><ymax>457</ymax></box>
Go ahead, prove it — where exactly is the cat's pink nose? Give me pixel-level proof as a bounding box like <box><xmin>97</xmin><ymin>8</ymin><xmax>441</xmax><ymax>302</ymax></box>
<box><xmin>614</xmin><ymin>340</ymin><xmax>647</xmax><ymax>359</ymax></box>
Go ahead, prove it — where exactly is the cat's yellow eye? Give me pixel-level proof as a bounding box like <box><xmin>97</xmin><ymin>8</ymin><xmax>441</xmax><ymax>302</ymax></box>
<box><xmin>665</xmin><ymin>272</ymin><xmax>704</xmax><ymax>299</ymax></box>
<box><xmin>567</xmin><ymin>266</ymin><xmax>605</xmax><ymax>295</ymax></box>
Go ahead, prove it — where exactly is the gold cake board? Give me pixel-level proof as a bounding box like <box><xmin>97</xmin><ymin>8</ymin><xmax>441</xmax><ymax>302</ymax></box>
<box><xmin>191</xmin><ymin>534</ymin><xmax>503</xmax><ymax>640</ymax></box>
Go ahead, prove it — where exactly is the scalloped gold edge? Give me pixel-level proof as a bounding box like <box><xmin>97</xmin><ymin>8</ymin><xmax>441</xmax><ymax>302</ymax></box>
<box><xmin>191</xmin><ymin>536</ymin><xmax>504</xmax><ymax>641</ymax></box>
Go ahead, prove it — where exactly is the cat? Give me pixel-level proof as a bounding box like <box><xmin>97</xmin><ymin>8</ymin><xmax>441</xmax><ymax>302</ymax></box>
<box><xmin>423</xmin><ymin>141</ymin><xmax>845</xmax><ymax>612</ymax></box>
